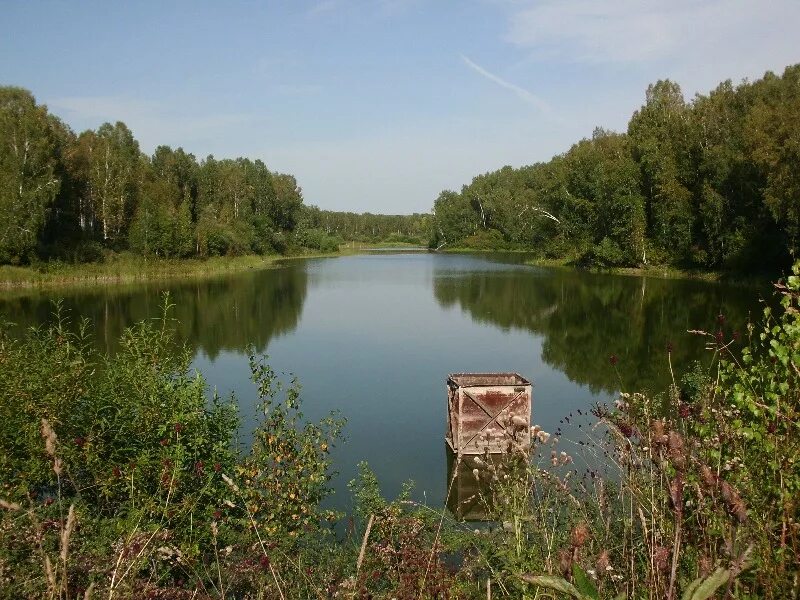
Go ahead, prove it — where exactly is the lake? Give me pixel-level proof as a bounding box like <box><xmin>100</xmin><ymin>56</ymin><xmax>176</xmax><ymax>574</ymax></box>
<box><xmin>0</xmin><ymin>252</ymin><xmax>767</xmax><ymax>512</ymax></box>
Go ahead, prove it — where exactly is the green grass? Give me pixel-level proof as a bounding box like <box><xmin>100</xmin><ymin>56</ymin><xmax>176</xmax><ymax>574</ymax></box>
<box><xmin>524</xmin><ymin>257</ymin><xmax>774</xmax><ymax>284</ymax></box>
<box><xmin>0</xmin><ymin>251</ymin><xmax>349</xmax><ymax>290</ymax></box>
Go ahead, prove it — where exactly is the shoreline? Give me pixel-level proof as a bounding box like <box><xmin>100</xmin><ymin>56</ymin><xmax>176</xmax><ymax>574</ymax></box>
<box><xmin>0</xmin><ymin>247</ymin><xmax>774</xmax><ymax>292</ymax></box>
<box><xmin>0</xmin><ymin>251</ymin><xmax>346</xmax><ymax>291</ymax></box>
<box><xmin>524</xmin><ymin>258</ymin><xmax>775</xmax><ymax>285</ymax></box>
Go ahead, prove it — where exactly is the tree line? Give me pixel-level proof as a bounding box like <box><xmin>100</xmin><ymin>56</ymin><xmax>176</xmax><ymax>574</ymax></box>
<box><xmin>301</xmin><ymin>206</ymin><xmax>431</xmax><ymax>245</ymax></box>
<box><xmin>431</xmin><ymin>64</ymin><xmax>800</xmax><ymax>272</ymax></box>
<box><xmin>0</xmin><ymin>86</ymin><xmax>370</xmax><ymax>265</ymax></box>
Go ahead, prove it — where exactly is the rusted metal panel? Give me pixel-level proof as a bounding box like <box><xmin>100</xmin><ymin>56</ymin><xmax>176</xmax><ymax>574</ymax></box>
<box><xmin>445</xmin><ymin>373</ymin><xmax>532</xmax><ymax>455</ymax></box>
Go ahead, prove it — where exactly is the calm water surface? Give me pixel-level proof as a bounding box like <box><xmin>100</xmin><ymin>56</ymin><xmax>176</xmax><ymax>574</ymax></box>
<box><xmin>0</xmin><ymin>253</ymin><xmax>767</xmax><ymax>511</ymax></box>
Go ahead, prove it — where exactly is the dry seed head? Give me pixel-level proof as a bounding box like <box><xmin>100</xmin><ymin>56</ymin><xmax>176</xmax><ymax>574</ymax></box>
<box><xmin>0</xmin><ymin>499</ymin><xmax>21</xmax><ymax>511</ymax></box>
<box><xmin>558</xmin><ymin>548</ymin><xmax>573</xmax><ymax>578</ymax></box>
<box><xmin>650</xmin><ymin>420</ymin><xmax>666</xmax><ymax>444</ymax></box>
<box><xmin>221</xmin><ymin>474</ymin><xmax>240</xmax><ymax>493</ymax></box>
<box><xmin>41</xmin><ymin>418</ymin><xmax>57</xmax><ymax>457</ymax></box>
<box><xmin>596</xmin><ymin>550</ymin><xmax>610</xmax><ymax>574</ymax></box>
<box><xmin>720</xmin><ymin>481</ymin><xmax>748</xmax><ymax>523</ymax></box>
<box><xmin>667</xmin><ymin>431</ymin><xmax>686</xmax><ymax>471</ymax></box>
<box><xmin>60</xmin><ymin>504</ymin><xmax>76</xmax><ymax>563</ymax></box>
<box><xmin>570</xmin><ymin>522</ymin><xmax>589</xmax><ymax>548</ymax></box>
<box><xmin>699</xmin><ymin>464</ymin><xmax>716</xmax><ymax>490</ymax></box>
<box><xmin>654</xmin><ymin>546</ymin><xmax>670</xmax><ymax>573</ymax></box>
<box><xmin>44</xmin><ymin>555</ymin><xmax>56</xmax><ymax>590</ymax></box>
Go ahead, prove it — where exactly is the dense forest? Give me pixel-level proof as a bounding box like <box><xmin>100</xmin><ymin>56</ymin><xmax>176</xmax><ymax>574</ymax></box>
<box><xmin>302</xmin><ymin>206</ymin><xmax>430</xmax><ymax>245</ymax></box>
<box><xmin>4</xmin><ymin>64</ymin><xmax>800</xmax><ymax>273</ymax></box>
<box><xmin>0</xmin><ymin>87</ymin><xmax>428</xmax><ymax>266</ymax></box>
<box><xmin>431</xmin><ymin>65</ymin><xmax>800</xmax><ymax>272</ymax></box>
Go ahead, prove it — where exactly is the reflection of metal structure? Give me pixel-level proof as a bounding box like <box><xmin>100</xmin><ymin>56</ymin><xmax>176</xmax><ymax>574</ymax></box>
<box><xmin>446</xmin><ymin>447</ymin><xmax>505</xmax><ymax>521</ymax></box>
<box><xmin>446</xmin><ymin>373</ymin><xmax>532</xmax><ymax>455</ymax></box>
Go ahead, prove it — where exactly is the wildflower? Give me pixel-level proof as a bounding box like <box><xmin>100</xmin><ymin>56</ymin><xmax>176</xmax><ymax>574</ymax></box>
<box><xmin>213</xmin><ymin>462</ymin><xmax>222</xmax><ymax>472</ymax></box>
<box><xmin>679</xmin><ymin>403</ymin><xmax>690</xmax><ymax>418</ymax></box>
<box><xmin>717</xmin><ymin>313</ymin><xmax>726</xmax><ymax>326</ymax></box>
<box><xmin>74</xmin><ymin>437</ymin><xmax>86</xmax><ymax>449</ymax></box>
<box><xmin>213</xmin><ymin>510</ymin><xmax>222</xmax><ymax>520</ymax></box>
<box><xmin>194</xmin><ymin>460</ymin><xmax>204</xmax><ymax>476</ymax></box>
<box><xmin>609</xmin><ymin>354</ymin><xmax>618</xmax><ymax>366</ymax></box>
<box><xmin>112</xmin><ymin>467</ymin><xmax>121</xmax><ymax>478</ymax></box>
<box><xmin>666</xmin><ymin>341</ymin><xmax>673</xmax><ymax>354</ymax></box>
<box><xmin>259</xmin><ymin>555</ymin><xmax>271</xmax><ymax>570</ymax></box>
<box><xmin>715</xmin><ymin>330</ymin><xmax>724</xmax><ymax>344</ymax></box>
<box><xmin>570</xmin><ymin>522</ymin><xmax>589</xmax><ymax>548</ymax></box>
<box><xmin>160</xmin><ymin>438</ymin><xmax>169</xmax><ymax>446</ymax></box>
<box><xmin>536</xmin><ymin>430</ymin><xmax>551</xmax><ymax>444</ymax></box>
<box><xmin>174</xmin><ymin>423</ymin><xmax>183</xmax><ymax>433</ymax></box>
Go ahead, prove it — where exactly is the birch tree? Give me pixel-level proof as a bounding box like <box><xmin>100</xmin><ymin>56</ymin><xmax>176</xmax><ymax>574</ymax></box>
<box><xmin>78</xmin><ymin>121</ymin><xmax>141</xmax><ymax>243</ymax></box>
<box><xmin>0</xmin><ymin>87</ymin><xmax>60</xmax><ymax>263</ymax></box>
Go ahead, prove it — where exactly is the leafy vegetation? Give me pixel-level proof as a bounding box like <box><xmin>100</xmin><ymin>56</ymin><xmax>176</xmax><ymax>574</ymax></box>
<box><xmin>0</xmin><ymin>297</ymin><xmax>344</xmax><ymax>598</ymax></box>
<box><xmin>1</xmin><ymin>264</ymin><xmax>797</xmax><ymax>598</ymax></box>
<box><xmin>431</xmin><ymin>65</ymin><xmax>800</xmax><ymax>275</ymax></box>
<box><xmin>301</xmin><ymin>207</ymin><xmax>431</xmax><ymax>247</ymax></box>
<box><xmin>0</xmin><ymin>86</ymin><xmax>427</xmax><ymax>273</ymax></box>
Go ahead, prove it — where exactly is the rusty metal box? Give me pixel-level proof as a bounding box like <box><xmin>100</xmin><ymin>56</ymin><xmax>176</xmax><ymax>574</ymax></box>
<box><xmin>446</xmin><ymin>373</ymin><xmax>532</xmax><ymax>455</ymax></box>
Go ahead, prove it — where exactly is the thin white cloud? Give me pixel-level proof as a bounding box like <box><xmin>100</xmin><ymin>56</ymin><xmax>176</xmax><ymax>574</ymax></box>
<box><xmin>461</xmin><ymin>54</ymin><xmax>550</xmax><ymax>112</ymax></box>
<box><xmin>503</xmin><ymin>0</ymin><xmax>800</xmax><ymax>95</ymax></box>
<box><xmin>306</xmin><ymin>0</ymin><xmax>340</xmax><ymax>17</ymax></box>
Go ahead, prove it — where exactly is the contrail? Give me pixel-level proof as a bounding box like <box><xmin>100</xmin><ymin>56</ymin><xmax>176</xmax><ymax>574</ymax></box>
<box><xmin>461</xmin><ymin>54</ymin><xmax>550</xmax><ymax>113</ymax></box>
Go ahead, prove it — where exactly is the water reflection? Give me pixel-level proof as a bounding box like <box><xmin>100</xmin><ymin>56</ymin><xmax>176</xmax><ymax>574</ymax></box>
<box><xmin>433</xmin><ymin>266</ymin><xmax>766</xmax><ymax>394</ymax></box>
<box><xmin>0</xmin><ymin>254</ymin><xmax>770</xmax><ymax>511</ymax></box>
<box><xmin>0</xmin><ymin>265</ymin><xmax>308</xmax><ymax>358</ymax></box>
<box><xmin>446</xmin><ymin>447</ymin><xmax>507</xmax><ymax>521</ymax></box>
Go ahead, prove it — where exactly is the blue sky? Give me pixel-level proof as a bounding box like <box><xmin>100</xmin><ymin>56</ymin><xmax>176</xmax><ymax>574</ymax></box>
<box><xmin>2</xmin><ymin>1</ymin><xmax>798</xmax><ymax>214</ymax></box>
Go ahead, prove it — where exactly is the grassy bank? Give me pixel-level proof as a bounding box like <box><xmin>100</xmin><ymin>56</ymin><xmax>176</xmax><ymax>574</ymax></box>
<box><xmin>523</xmin><ymin>256</ymin><xmax>777</xmax><ymax>284</ymax></box>
<box><xmin>0</xmin><ymin>250</ymin><xmax>348</xmax><ymax>290</ymax></box>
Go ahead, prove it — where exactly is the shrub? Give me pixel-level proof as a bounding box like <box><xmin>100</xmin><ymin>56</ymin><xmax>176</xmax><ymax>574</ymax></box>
<box><xmin>0</xmin><ymin>296</ymin><xmax>344</xmax><ymax>598</ymax></box>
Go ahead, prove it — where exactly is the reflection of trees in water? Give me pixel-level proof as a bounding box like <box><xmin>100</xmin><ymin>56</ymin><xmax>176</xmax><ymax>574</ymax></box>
<box><xmin>0</xmin><ymin>266</ymin><xmax>308</xmax><ymax>359</ymax></box>
<box><xmin>433</xmin><ymin>268</ymin><xmax>763</xmax><ymax>394</ymax></box>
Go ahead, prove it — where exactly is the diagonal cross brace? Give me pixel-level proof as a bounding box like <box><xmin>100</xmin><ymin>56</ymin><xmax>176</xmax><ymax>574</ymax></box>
<box><xmin>460</xmin><ymin>389</ymin><xmax>524</xmax><ymax>450</ymax></box>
